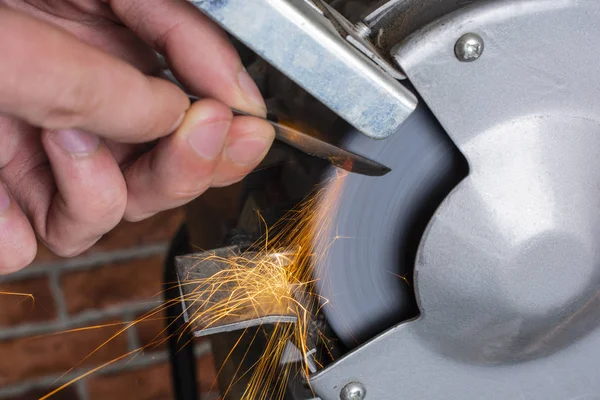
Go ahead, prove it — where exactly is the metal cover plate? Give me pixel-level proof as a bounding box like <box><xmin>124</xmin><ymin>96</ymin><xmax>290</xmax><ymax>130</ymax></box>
<box><xmin>190</xmin><ymin>0</ymin><xmax>417</xmax><ymax>139</ymax></box>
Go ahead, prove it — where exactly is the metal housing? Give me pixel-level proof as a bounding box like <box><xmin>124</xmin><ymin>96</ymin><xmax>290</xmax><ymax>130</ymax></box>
<box><xmin>311</xmin><ymin>1</ymin><xmax>600</xmax><ymax>398</ymax></box>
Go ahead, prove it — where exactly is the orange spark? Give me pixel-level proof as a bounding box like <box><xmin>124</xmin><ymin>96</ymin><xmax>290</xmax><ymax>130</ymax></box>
<box><xmin>0</xmin><ymin>291</ymin><xmax>34</xmax><ymax>301</ymax></box>
<box><xmin>178</xmin><ymin>171</ymin><xmax>348</xmax><ymax>400</ymax></box>
<box><xmin>39</xmin><ymin>172</ymin><xmax>347</xmax><ymax>400</ymax></box>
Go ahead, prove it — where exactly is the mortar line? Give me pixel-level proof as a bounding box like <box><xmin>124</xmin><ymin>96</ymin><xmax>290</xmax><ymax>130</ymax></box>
<box><xmin>194</xmin><ymin>339</ymin><xmax>212</xmax><ymax>357</ymax></box>
<box><xmin>48</xmin><ymin>269</ymin><xmax>68</xmax><ymax>322</ymax></box>
<box><xmin>75</xmin><ymin>380</ymin><xmax>89</xmax><ymax>400</ymax></box>
<box><xmin>0</xmin><ymin>350</ymin><xmax>171</xmax><ymax>398</ymax></box>
<box><xmin>123</xmin><ymin>310</ymin><xmax>142</xmax><ymax>352</ymax></box>
<box><xmin>0</xmin><ymin>243</ymin><xmax>169</xmax><ymax>282</ymax></box>
<box><xmin>0</xmin><ymin>334</ymin><xmax>216</xmax><ymax>399</ymax></box>
<box><xmin>0</xmin><ymin>301</ymin><xmax>162</xmax><ymax>341</ymax></box>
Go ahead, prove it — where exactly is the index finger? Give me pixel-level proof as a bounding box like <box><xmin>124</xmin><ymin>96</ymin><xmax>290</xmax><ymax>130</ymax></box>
<box><xmin>0</xmin><ymin>7</ymin><xmax>189</xmax><ymax>143</ymax></box>
<box><xmin>109</xmin><ymin>0</ymin><xmax>267</xmax><ymax>117</ymax></box>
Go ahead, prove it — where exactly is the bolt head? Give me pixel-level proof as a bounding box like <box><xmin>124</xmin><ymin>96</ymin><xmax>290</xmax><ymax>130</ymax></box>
<box><xmin>340</xmin><ymin>382</ymin><xmax>366</xmax><ymax>400</ymax></box>
<box><xmin>455</xmin><ymin>33</ymin><xmax>484</xmax><ymax>62</ymax></box>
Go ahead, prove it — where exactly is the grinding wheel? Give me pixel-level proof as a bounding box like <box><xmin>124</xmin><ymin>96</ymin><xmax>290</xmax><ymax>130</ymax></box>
<box><xmin>313</xmin><ymin>103</ymin><xmax>467</xmax><ymax>347</ymax></box>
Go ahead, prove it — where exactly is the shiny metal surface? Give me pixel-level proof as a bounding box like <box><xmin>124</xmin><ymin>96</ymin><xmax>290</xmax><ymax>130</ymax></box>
<box><xmin>454</xmin><ymin>32</ymin><xmax>484</xmax><ymax>62</ymax></box>
<box><xmin>339</xmin><ymin>382</ymin><xmax>366</xmax><ymax>400</ymax></box>
<box><xmin>362</xmin><ymin>0</ymin><xmax>477</xmax><ymax>53</ymax></box>
<box><xmin>354</xmin><ymin>22</ymin><xmax>372</xmax><ymax>38</ymax></box>
<box><xmin>267</xmin><ymin>120</ymin><xmax>391</xmax><ymax>176</ymax></box>
<box><xmin>190</xmin><ymin>0</ymin><xmax>417</xmax><ymax>139</ymax></box>
<box><xmin>314</xmin><ymin>0</ymin><xmax>407</xmax><ymax>79</ymax></box>
<box><xmin>311</xmin><ymin>1</ymin><xmax>600</xmax><ymax>398</ymax></box>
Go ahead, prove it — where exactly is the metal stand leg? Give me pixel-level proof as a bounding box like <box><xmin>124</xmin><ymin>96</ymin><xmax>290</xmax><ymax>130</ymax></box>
<box><xmin>163</xmin><ymin>224</ymin><xmax>199</xmax><ymax>400</ymax></box>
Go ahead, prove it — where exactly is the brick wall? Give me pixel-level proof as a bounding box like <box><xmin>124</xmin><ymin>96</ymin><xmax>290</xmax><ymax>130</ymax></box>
<box><xmin>0</xmin><ymin>209</ymin><xmax>219</xmax><ymax>400</ymax></box>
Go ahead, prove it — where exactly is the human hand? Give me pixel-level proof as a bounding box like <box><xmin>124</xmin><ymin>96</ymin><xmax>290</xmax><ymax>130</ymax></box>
<box><xmin>0</xmin><ymin>0</ymin><xmax>275</xmax><ymax>272</ymax></box>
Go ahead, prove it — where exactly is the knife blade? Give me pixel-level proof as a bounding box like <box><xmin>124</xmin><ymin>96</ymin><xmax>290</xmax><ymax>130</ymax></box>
<box><xmin>232</xmin><ymin>108</ymin><xmax>391</xmax><ymax>177</ymax></box>
<box><xmin>186</xmin><ymin>95</ymin><xmax>391</xmax><ymax>176</ymax></box>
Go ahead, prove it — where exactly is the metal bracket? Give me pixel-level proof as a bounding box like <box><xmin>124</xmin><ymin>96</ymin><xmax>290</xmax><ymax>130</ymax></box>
<box><xmin>312</xmin><ymin>0</ymin><xmax>407</xmax><ymax>80</ymax></box>
<box><xmin>189</xmin><ymin>0</ymin><xmax>417</xmax><ymax>139</ymax></box>
<box><xmin>176</xmin><ymin>246</ymin><xmax>298</xmax><ymax>337</ymax></box>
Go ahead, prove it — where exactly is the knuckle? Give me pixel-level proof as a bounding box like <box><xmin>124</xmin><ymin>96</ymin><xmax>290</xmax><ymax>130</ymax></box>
<box><xmin>155</xmin><ymin>163</ymin><xmax>213</xmax><ymax>204</ymax></box>
<box><xmin>123</xmin><ymin>210</ymin><xmax>157</xmax><ymax>223</ymax></box>
<box><xmin>81</xmin><ymin>187</ymin><xmax>127</xmax><ymax>224</ymax></box>
<box><xmin>137</xmin><ymin>100</ymin><xmax>164</xmax><ymax>139</ymax></box>
<box><xmin>127</xmin><ymin>179</ymin><xmax>210</xmax><ymax>222</ymax></box>
<box><xmin>114</xmin><ymin>1</ymin><xmax>175</xmax><ymax>49</ymax></box>
<box><xmin>212</xmin><ymin>173</ymin><xmax>245</xmax><ymax>188</ymax></box>
<box><xmin>169</xmin><ymin>181</ymin><xmax>211</xmax><ymax>203</ymax></box>
<box><xmin>0</xmin><ymin>116</ymin><xmax>22</xmax><ymax>168</ymax></box>
<box><xmin>45</xmin><ymin>238</ymin><xmax>93</xmax><ymax>258</ymax></box>
<box><xmin>41</xmin><ymin>225</ymin><xmax>102</xmax><ymax>258</ymax></box>
<box><xmin>119</xmin><ymin>1</ymin><xmax>148</xmax><ymax>29</ymax></box>
<box><xmin>40</xmin><ymin>77</ymin><xmax>100</xmax><ymax>129</ymax></box>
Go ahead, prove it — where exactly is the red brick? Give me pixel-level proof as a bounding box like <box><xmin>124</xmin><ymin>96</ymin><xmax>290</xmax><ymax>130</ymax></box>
<box><xmin>0</xmin><ymin>277</ymin><xmax>56</xmax><ymax>327</ymax></box>
<box><xmin>196</xmin><ymin>354</ymin><xmax>219</xmax><ymax>395</ymax></box>
<box><xmin>0</xmin><ymin>322</ymin><xmax>129</xmax><ymax>387</ymax></box>
<box><xmin>87</xmin><ymin>355</ymin><xmax>218</xmax><ymax>400</ymax></box>
<box><xmin>135</xmin><ymin>311</ymin><xmax>212</xmax><ymax>359</ymax></box>
<box><xmin>61</xmin><ymin>255</ymin><xmax>164</xmax><ymax>315</ymax></box>
<box><xmin>135</xmin><ymin>310</ymin><xmax>169</xmax><ymax>352</ymax></box>
<box><xmin>35</xmin><ymin>208</ymin><xmax>185</xmax><ymax>263</ymax></box>
<box><xmin>1</xmin><ymin>386</ymin><xmax>79</xmax><ymax>400</ymax></box>
<box><xmin>87</xmin><ymin>362</ymin><xmax>174</xmax><ymax>400</ymax></box>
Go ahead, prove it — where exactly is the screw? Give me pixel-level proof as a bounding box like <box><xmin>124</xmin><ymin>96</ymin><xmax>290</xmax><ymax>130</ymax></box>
<box><xmin>340</xmin><ymin>382</ymin><xmax>366</xmax><ymax>400</ymax></box>
<box><xmin>355</xmin><ymin>22</ymin><xmax>372</xmax><ymax>39</ymax></box>
<box><xmin>454</xmin><ymin>33</ymin><xmax>484</xmax><ymax>62</ymax></box>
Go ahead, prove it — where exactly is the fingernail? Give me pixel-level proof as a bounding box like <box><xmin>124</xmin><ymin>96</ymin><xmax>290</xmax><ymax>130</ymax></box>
<box><xmin>52</xmin><ymin>129</ymin><xmax>100</xmax><ymax>156</ymax></box>
<box><xmin>170</xmin><ymin>112</ymin><xmax>186</xmax><ymax>132</ymax></box>
<box><xmin>188</xmin><ymin>121</ymin><xmax>230</xmax><ymax>160</ymax></box>
<box><xmin>0</xmin><ymin>184</ymin><xmax>10</xmax><ymax>214</ymax></box>
<box><xmin>238</xmin><ymin>69</ymin><xmax>266</xmax><ymax>112</ymax></box>
<box><xmin>225</xmin><ymin>137</ymin><xmax>272</xmax><ymax>166</ymax></box>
